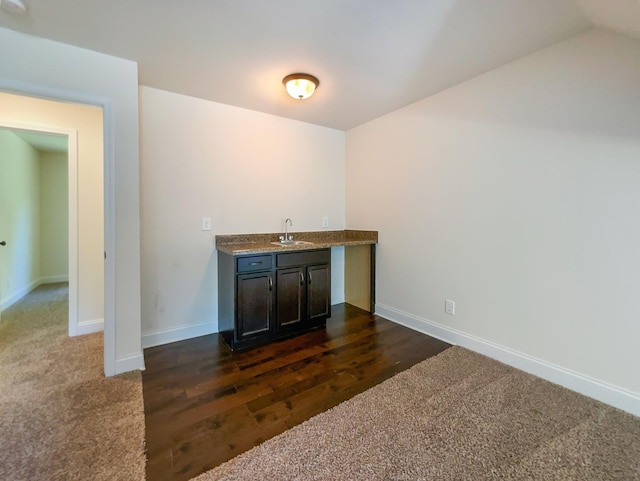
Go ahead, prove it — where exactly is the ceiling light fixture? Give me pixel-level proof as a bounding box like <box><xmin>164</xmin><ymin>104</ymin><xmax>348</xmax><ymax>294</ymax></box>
<box><xmin>0</xmin><ymin>0</ymin><xmax>27</xmax><ymax>14</ymax></box>
<box><xmin>283</xmin><ymin>73</ymin><xmax>319</xmax><ymax>100</ymax></box>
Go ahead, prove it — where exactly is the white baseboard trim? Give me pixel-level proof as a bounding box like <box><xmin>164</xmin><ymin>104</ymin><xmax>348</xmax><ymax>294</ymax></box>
<box><xmin>114</xmin><ymin>352</ymin><xmax>145</xmax><ymax>375</ymax></box>
<box><xmin>0</xmin><ymin>278</ymin><xmax>41</xmax><ymax>312</ymax></box>
<box><xmin>75</xmin><ymin>318</ymin><xmax>104</xmax><ymax>335</ymax></box>
<box><xmin>40</xmin><ymin>275</ymin><xmax>69</xmax><ymax>284</ymax></box>
<box><xmin>376</xmin><ymin>303</ymin><xmax>640</xmax><ymax>418</ymax></box>
<box><xmin>142</xmin><ymin>320</ymin><xmax>217</xmax><ymax>349</ymax></box>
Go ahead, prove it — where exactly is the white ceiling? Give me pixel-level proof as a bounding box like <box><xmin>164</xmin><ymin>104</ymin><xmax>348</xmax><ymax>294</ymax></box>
<box><xmin>1</xmin><ymin>128</ymin><xmax>68</xmax><ymax>153</ymax></box>
<box><xmin>0</xmin><ymin>0</ymin><xmax>638</xmax><ymax>130</ymax></box>
<box><xmin>573</xmin><ymin>0</ymin><xmax>640</xmax><ymax>38</ymax></box>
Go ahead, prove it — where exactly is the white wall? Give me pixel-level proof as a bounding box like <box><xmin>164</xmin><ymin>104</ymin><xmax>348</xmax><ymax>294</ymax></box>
<box><xmin>0</xmin><ymin>27</ymin><xmax>142</xmax><ymax>374</ymax></box>
<box><xmin>40</xmin><ymin>151</ymin><xmax>69</xmax><ymax>282</ymax></box>
<box><xmin>0</xmin><ymin>130</ymin><xmax>40</xmax><ymax>308</ymax></box>
<box><xmin>346</xmin><ymin>30</ymin><xmax>640</xmax><ymax>414</ymax></box>
<box><xmin>139</xmin><ymin>86</ymin><xmax>345</xmax><ymax>346</ymax></box>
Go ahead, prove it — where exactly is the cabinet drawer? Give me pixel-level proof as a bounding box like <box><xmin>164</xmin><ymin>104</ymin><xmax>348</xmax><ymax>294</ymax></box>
<box><xmin>277</xmin><ymin>249</ymin><xmax>330</xmax><ymax>268</ymax></box>
<box><xmin>237</xmin><ymin>255</ymin><xmax>273</xmax><ymax>273</ymax></box>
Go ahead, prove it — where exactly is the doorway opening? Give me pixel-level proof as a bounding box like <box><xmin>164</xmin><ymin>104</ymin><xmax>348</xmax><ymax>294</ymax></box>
<box><xmin>0</xmin><ymin>92</ymin><xmax>106</xmax><ymax>357</ymax></box>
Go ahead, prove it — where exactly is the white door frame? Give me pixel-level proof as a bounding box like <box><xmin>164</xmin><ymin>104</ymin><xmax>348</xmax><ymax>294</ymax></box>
<box><xmin>0</xmin><ymin>78</ymin><xmax>116</xmax><ymax>376</ymax></box>
<box><xmin>0</xmin><ymin>122</ymin><xmax>80</xmax><ymax>335</ymax></box>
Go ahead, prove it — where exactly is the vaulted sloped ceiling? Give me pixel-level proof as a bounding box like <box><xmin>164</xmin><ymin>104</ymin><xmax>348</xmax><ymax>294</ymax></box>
<box><xmin>0</xmin><ymin>0</ymin><xmax>638</xmax><ymax>130</ymax></box>
<box><xmin>573</xmin><ymin>0</ymin><xmax>640</xmax><ymax>39</ymax></box>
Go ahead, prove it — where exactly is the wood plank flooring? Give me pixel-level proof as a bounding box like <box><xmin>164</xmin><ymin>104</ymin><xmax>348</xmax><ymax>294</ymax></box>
<box><xmin>142</xmin><ymin>303</ymin><xmax>451</xmax><ymax>481</ymax></box>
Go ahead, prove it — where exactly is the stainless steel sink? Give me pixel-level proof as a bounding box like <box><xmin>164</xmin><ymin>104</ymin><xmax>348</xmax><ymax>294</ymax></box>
<box><xmin>270</xmin><ymin>240</ymin><xmax>315</xmax><ymax>247</ymax></box>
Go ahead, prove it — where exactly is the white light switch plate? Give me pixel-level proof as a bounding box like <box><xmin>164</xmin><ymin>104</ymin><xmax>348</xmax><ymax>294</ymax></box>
<box><xmin>445</xmin><ymin>299</ymin><xmax>455</xmax><ymax>316</ymax></box>
<box><xmin>202</xmin><ymin>217</ymin><xmax>211</xmax><ymax>231</ymax></box>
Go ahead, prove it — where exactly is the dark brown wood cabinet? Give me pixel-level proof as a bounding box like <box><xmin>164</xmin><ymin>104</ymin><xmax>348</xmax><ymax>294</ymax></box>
<box><xmin>237</xmin><ymin>271</ymin><xmax>273</xmax><ymax>339</ymax></box>
<box><xmin>276</xmin><ymin>267</ymin><xmax>305</xmax><ymax>328</ymax></box>
<box><xmin>218</xmin><ymin>248</ymin><xmax>331</xmax><ymax>350</ymax></box>
<box><xmin>307</xmin><ymin>263</ymin><xmax>330</xmax><ymax>321</ymax></box>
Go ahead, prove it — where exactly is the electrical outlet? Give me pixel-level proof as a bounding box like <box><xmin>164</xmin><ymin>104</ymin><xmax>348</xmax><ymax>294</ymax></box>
<box><xmin>445</xmin><ymin>299</ymin><xmax>455</xmax><ymax>316</ymax></box>
<box><xmin>202</xmin><ymin>217</ymin><xmax>211</xmax><ymax>231</ymax></box>
<box><xmin>322</xmin><ymin>217</ymin><xmax>329</xmax><ymax>228</ymax></box>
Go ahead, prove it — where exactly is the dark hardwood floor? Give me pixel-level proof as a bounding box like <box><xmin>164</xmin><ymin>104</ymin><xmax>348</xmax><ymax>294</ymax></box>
<box><xmin>142</xmin><ymin>303</ymin><xmax>451</xmax><ymax>481</ymax></box>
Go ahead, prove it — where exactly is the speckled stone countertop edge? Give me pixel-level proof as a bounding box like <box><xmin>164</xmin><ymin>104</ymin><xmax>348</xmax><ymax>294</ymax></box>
<box><xmin>216</xmin><ymin>229</ymin><xmax>378</xmax><ymax>255</ymax></box>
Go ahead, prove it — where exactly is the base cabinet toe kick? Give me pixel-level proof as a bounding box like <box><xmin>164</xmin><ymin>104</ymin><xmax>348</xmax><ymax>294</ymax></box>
<box><xmin>218</xmin><ymin>249</ymin><xmax>331</xmax><ymax>351</ymax></box>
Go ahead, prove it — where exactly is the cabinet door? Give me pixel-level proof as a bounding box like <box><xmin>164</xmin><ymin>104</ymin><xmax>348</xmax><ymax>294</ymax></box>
<box><xmin>237</xmin><ymin>272</ymin><xmax>273</xmax><ymax>339</ymax></box>
<box><xmin>307</xmin><ymin>264</ymin><xmax>330</xmax><ymax>321</ymax></box>
<box><xmin>276</xmin><ymin>267</ymin><xmax>305</xmax><ymax>328</ymax></box>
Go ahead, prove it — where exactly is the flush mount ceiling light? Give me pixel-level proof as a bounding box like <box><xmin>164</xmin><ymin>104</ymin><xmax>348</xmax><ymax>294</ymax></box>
<box><xmin>283</xmin><ymin>73</ymin><xmax>319</xmax><ymax>100</ymax></box>
<box><xmin>0</xmin><ymin>0</ymin><xmax>27</xmax><ymax>14</ymax></box>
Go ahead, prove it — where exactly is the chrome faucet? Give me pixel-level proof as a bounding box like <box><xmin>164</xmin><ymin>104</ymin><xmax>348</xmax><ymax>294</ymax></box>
<box><xmin>280</xmin><ymin>218</ymin><xmax>293</xmax><ymax>242</ymax></box>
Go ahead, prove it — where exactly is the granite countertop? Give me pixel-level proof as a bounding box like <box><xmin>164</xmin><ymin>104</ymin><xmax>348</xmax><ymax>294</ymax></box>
<box><xmin>216</xmin><ymin>230</ymin><xmax>378</xmax><ymax>255</ymax></box>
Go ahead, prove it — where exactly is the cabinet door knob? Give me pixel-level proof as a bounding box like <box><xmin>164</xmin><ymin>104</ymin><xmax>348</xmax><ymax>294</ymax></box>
<box><xmin>0</xmin><ymin>241</ymin><xmax>6</xmax><ymax>246</ymax></box>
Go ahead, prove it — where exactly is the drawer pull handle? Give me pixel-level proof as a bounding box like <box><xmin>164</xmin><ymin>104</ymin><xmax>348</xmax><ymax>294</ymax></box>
<box><xmin>308</xmin><ymin>272</ymin><xmax>312</xmax><ymax>284</ymax></box>
<box><xmin>250</xmin><ymin>261</ymin><xmax>262</xmax><ymax>266</ymax></box>
<box><xmin>269</xmin><ymin>277</ymin><xmax>273</xmax><ymax>291</ymax></box>
<box><xmin>300</xmin><ymin>272</ymin><xmax>304</xmax><ymax>285</ymax></box>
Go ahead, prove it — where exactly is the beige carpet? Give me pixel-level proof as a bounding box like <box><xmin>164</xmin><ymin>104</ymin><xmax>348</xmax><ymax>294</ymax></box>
<box><xmin>193</xmin><ymin>346</ymin><xmax>640</xmax><ymax>481</ymax></box>
<box><xmin>0</xmin><ymin>283</ymin><xmax>146</xmax><ymax>481</ymax></box>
